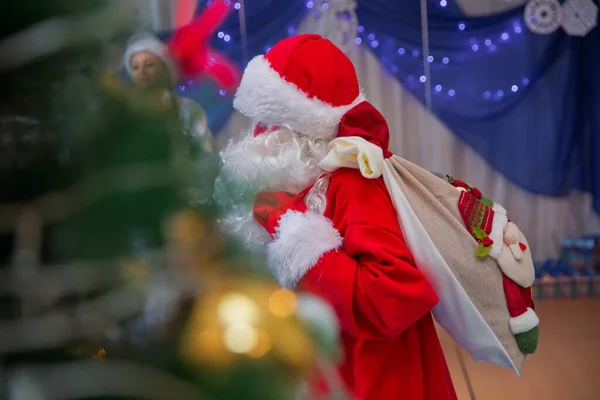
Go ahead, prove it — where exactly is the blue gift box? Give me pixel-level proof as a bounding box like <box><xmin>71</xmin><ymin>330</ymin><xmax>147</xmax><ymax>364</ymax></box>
<box><xmin>531</xmin><ymin>234</ymin><xmax>600</xmax><ymax>299</ymax></box>
<box><xmin>536</xmin><ymin>236</ymin><xmax>600</xmax><ymax>299</ymax></box>
<box><xmin>559</xmin><ymin>237</ymin><xmax>595</xmax><ymax>274</ymax></box>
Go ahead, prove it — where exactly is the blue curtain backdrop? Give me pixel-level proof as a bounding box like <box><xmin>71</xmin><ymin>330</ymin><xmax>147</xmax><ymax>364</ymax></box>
<box><xmin>154</xmin><ymin>0</ymin><xmax>599</xmax><ymax>213</ymax></box>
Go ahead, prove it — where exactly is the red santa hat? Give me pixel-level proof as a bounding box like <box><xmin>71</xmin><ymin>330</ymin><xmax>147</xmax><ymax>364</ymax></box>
<box><xmin>123</xmin><ymin>34</ymin><xmax>179</xmax><ymax>83</ymax></box>
<box><xmin>233</xmin><ymin>34</ymin><xmax>366</xmax><ymax>140</ymax></box>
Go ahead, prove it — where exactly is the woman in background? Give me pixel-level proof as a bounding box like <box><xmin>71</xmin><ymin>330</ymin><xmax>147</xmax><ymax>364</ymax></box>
<box><xmin>123</xmin><ymin>34</ymin><xmax>216</xmax><ymax>153</ymax></box>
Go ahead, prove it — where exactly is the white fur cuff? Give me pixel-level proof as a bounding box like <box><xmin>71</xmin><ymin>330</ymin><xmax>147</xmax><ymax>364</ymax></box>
<box><xmin>266</xmin><ymin>210</ymin><xmax>343</xmax><ymax>288</ymax></box>
<box><xmin>509</xmin><ymin>308</ymin><xmax>539</xmax><ymax>335</ymax></box>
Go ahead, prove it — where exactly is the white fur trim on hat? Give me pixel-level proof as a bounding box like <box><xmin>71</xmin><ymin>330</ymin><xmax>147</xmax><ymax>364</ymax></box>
<box><xmin>266</xmin><ymin>210</ymin><xmax>342</xmax><ymax>288</ymax></box>
<box><xmin>509</xmin><ymin>308</ymin><xmax>539</xmax><ymax>335</ymax></box>
<box><xmin>233</xmin><ymin>55</ymin><xmax>365</xmax><ymax>140</ymax></box>
<box><xmin>123</xmin><ymin>36</ymin><xmax>178</xmax><ymax>82</ymax></box>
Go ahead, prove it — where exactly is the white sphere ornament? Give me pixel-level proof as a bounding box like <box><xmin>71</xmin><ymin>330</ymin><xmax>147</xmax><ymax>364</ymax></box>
<box><xmin>561</xmin><ymin>0</ymin><xmax>598</xmax><ymax>37</ymax></box>
<box><xmin>524</xmin><ymin>0</ymin><xmax>563</xmax><ymax>34</ymax></box>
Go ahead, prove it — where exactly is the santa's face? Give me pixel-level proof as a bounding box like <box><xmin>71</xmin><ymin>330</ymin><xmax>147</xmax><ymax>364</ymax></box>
<box><xmin>219</xmin><ymin>124</ymin><xmax>330</xmax><ymax>195</ymax></box>
<box><xmin>129</xmin><ymin>51</ymin><xmax>170</xmax><ymax>90</ymax></box>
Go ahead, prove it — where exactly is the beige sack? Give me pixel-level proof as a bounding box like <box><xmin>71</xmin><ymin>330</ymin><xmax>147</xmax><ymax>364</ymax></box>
<box><xmin>383</xmin><ymin>155</ymin><xmax>526</xmax><ymax>374</ymax></box>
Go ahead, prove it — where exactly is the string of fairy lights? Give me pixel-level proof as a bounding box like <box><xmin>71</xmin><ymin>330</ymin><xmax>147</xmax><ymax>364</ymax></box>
<box><xmin>178</xmin><ymin>0</ymin><xmax>598</xmax><ymax>101</ymax></box>
<box><xmin>191</xmin><ymin>0</ymin><xmax>538</xmax><ymax>103</ymax></box>
<box><xmin>353</xmin><ymin>6</ymin><xmax>532</xmax><ymax>101</ymax></box>
<box><xmin>187</xmin><ymin>0</ymin><xmax>590</xmax><ymax>103</ymax></box>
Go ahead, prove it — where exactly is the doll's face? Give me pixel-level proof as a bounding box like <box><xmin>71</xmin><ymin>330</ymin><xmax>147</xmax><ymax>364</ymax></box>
<box><xmin>130</xmin><ymin>51</ymin><xmax>169</xmax><ymax>90</ymax></box>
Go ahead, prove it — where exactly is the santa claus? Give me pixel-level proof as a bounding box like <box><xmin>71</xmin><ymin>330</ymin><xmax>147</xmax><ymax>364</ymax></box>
<box><xmin>219</xmin><ymin>34</ymin><xmax>457</xmax><ymax>399</ymax></box>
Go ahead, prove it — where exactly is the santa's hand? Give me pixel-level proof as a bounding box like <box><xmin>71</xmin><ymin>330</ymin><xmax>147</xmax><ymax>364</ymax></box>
<box><xmin>253</xmin><ymin>191</ymin><xmax>308</xmax><ymax>238</ymax></box>
<box><xmin>253</xmin><ymin>192</ymin><xmax>342</xmax><ymax>287</ymax></box>
<box><xmin>495</xmin><ymin>221</ymin><xmax>535</xmax><ymax>288</ymax></box>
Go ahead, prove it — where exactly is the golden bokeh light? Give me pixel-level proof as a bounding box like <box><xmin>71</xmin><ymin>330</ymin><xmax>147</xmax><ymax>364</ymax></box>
<box><xmin>222</xmin><ymin>323</ymin><xmax>258</xmax><ymax>354</ymax></box>
<box><xmin>274</xmin><ymin>326</ymin><xmax>315</xmax><ymax>368</ymax></box>
<box><xmin>167</xmin><ymin>209</ymin><xmax>206</xmax><ymax>246</ymax></box>
<box><xmin>182</xmin><ymin>328</ymin><xmax>226</xmax><ymax>364</ymax></box>
<box><xmin>247</xmin><ymin>329</ymin><xmax>272</xmax><ymax>359</ymax></box>
<box><xmin>268</xmin><ymin>288</ymin><xmax>297</xmax><ymax>318</ymax></box>
<box><xmin>217</xmin><ymin>292</ymin><xmax>261</xmax><ymax>326</ymax></box>
<box><xmin>179</xmin><ymin>279</ymin><xmax>319</xmax><ymax>383</ymax></box>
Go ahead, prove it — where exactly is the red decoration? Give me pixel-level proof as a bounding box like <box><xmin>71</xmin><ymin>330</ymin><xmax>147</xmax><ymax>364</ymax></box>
<box><xmin>470</xmin><ymin>187</ymin><xmax>482</xmax><ymax>199</ymax></box>
<box><xmin>519</xmin><ymin>242</ymin><xmax>527</xmax><ymax>252</ymax></box>
<box><xmin>450</xmin><ymin>178</ymin><xmax>483</xmax><ymax>199</ymax></box>
<box><xmin>173</xmin><ymin>0</ymin><xmax>199</xmax><ymax>29</ymax></box>
<box><xmin>451</xmin><ymin>179</ymin><xmax>468</xmax><ymax>191</ymax></box>
<box><xmin>169</xmin><ymin>0</ymin><xmax>241</xmax><ymax>91</ymax></box>
<box><xmin>483</xmin><ymin>236</ymin><xmax>494</xmax><ymax>247</ymax></box>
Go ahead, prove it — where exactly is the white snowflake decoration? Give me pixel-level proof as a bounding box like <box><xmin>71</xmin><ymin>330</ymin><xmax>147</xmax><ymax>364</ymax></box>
<box><xmin>561</xmin><ymin>0</ymin><xmax>598</xmax><ymax>37</ymax></box>
<box><xmin>524</xmin><ymin>0</ymin><xmax>563</xmax><ymax>34</ymax></box>
<box><xmin>300</xmin><ymin>0</ymin><xmax>359</xmax><ymax>54</ymax></box>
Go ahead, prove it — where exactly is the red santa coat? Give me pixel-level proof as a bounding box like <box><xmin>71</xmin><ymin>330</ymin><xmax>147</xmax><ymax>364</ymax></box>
<box><xmin>261</xmin><ymin>167</ymin><xmax>457</xmax><ymax>399</ymax></box>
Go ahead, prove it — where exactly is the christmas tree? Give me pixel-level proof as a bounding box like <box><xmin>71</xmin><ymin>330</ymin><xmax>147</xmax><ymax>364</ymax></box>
<box><xmin>0</xmin><ymin>1</ymin><xmax>344</xmax><ymax>399</ymax></box>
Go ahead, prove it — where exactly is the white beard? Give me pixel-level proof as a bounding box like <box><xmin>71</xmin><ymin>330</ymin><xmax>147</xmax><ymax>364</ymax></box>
<box><xmin>219</xmin><ymin>126</ymin><xmax>330</xmax><ymax>194</ymax></box>
<box><xmin>216</xmin><ymin>125</ymin><xmax>332</xmax><ymax>251</ymax></box>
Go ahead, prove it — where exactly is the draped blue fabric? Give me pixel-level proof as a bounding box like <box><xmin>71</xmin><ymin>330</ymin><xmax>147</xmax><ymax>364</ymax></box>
<box><xmin>356</xmin><ymin>0</ymin><xmax>598</xmax><ymax>204</ymax></box>
<box><xmin>151</xmin><ymin>0</ymin><xmax>599</xmax><ymax>212</ymax></box>
<box><xmin>581</xmin><ymin>27</ymin><xmax>600</xmax><ymax>213</ymax></box>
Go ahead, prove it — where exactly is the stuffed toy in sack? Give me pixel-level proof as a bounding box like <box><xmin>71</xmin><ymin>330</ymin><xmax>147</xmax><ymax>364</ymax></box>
<box><xmin>219</xmin><ymin>33</ymin><xmax>538</xmax><ymax>400</ymax></box>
